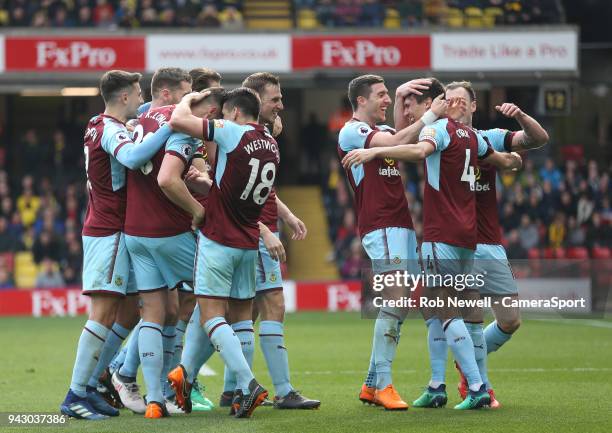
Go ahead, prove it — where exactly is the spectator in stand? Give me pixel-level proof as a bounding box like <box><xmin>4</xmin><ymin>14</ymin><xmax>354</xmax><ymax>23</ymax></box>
<box><xmin>219</xmin><ymin>5</ymin><xmax>243</xmax><ymax>29</ymax></box>
<box><xmin>17</xmin><ymin>176</ymin><xmax>40</xmax><ymax>228</ymax></box>
<box><xmin>197</xmin><ymin>4</ymin><xmax>221</xmax><ymax>27</ymax></box>
<box><xmin>334</xmin><ymin>0</ymin><xmax>361</xmax><ymax>27</ymax></box>
<box><xmin>0</xmin><ymin>265</ymin><xmax>14</xmax><ymax>289</ymax></box>
<box><xmin>0</xmin><ymin>216</ymin><xmax>22</xmax><ymax>252</ymax></box>
<box><xmin>316</xmin><ymin>0</ymin><xmax>336</xmax><ymax>27</ymax></box>
<box><xmin>506</xmin><ymin>229</ymin><xmax>527</xmax><ymax>259</ymax></box>
<box><xmin>175</xmin><ymin>0</ymin><xmax>201</xmax><ymax>26</ymax></box>
<box><xmin>397</xmin><ymin>0</ymin><xmax>423</xmax><ymax>27</ymax></box>
<box><xmin>577</xmin><ymin>192</ymin><xmax>595</xmax><ymax>225</ymax></box>
<box><xmin>548</xmin><ymin>212</ymin><xmax>566</xmax><ymax>248</ymax></box>
<box><xmin>52</xmin><ymin>6</ymin><xmax>74</xmax><ymax>27</ymax></box>
<box><xmin>340</xmin><ymin>238</ymin><xmax>365</xmax><ymax>279</ymax></box>
<box><xmin>31</xmin><ymin>9</ymin><xmax>49</xmax><ymax>27</ymax></box>
<box><xmin>93</xmin><ymin>0</ymin><xmax>115</xmax><ymax>27</ymax></box>
<box><xmin>10</xmin><ymin>4</ymin><xmax>29</xmax><ymax>27</ymax></box>
<box><xmin>35</xmin><ymin>257</ymin><xmax>65</xmax><ymax>288</ymax></box>
<box><xmin>32</xmin><ymin>230</ymin><xmax>62</xmax><ymax>264</ymax></box>
<box><xmin>518</xmin><ymin>214</ymin><xmax>539</xmax><ymax>251</ymax></box>
<box><xmin>75</xmin><ymin>5</ymin><xmax>94</xmax><ymax>27</ymax></box>
<box><xmin>585</xmin><ymin>212</ymin><xmax>611</xmax><ymax>250</ymax></box>
<box><xmin>334</xmin><ymin>208</ymin><xmax>357</xmax><ymax>262</ymax></box>
<box><xmin>539</xmin><ymin>157</ymin><xmax>562</xmax><ymax>190</ymax></box>
<box><xmin>159</xmin><ymin>7</ymin><xmax>176</xmax><ymax>26</ymax></box>
<box><xmin>360</xmin><ymin>0</ymin><xmax>384</xmax><ymax>27</ymax></box>
<box><xmin>565</xmin><ymin>215</ymin><xmax>585</xmax><ymax>248</ymax></box>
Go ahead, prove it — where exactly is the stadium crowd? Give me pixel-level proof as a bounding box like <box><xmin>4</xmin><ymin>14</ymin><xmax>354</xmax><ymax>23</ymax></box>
<box><xmin>0</xmin><ymin>0</ymin><xmax>565</xmax><ymax>28</ymax></box>
<box><xmin>325</xmin><ymin>154</ymin><xmax>611</xmax><ymax>279</ymax></box>
<box><xmin>1</xmin><ymin>0</ymin><xmax>245</xmax><ymax>28</ymax></box>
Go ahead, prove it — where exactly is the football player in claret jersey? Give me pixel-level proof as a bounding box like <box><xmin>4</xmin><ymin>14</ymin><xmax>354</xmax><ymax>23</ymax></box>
<box><xmin>218</xmin><ymin>72</ymin><xmax>317</xmax><ymax>410</ymax></box>
<box><xmin>60</xmin><ymin>70</ymin><xmax>174</xmax><ymax>420</ymax></box>
<box><xmin>338</xmin><ymin>75</ymin><xmax>447</xmax><ymax>410</ymax></box>
<box><xmin>342</xmin><ymin>86</ymin><xmax>522</xmax><ymax>410</ymax></box>
<box><xmin>84</xmin><ymin>68</ymin><xmax>193</xmax><ymax>414</ymax></box>
<box><xmin>442</xmin><ymin>82</ymin><xmax>548</xmax><ymax>408</ymax></box>
<box><xmin>167</xmin><ymin>88</ymin><xmax>278</xmax><ymax>418</ymax></box>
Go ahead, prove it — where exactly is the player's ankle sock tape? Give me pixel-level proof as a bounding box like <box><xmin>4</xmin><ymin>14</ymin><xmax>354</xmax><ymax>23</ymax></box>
<box><xmin>138</xmin><ymin>322</ymin><xmax>164</xmax><ymax>403</ymax></box>
<box><xmin>205</xmin><ymin>317</ymin><xmax>254</xmax><ymax>393</ymax></box>
<box><xmin>426</xmin><ymin>318</ymin><xmax>448</xmax><ymax>384</ymax></box>
<box><xmin>87</xmin><ymin>323</ymin><xmax>130</xmax><ymax>388</ymax></box>
<box><xmin>260</xmin><ymin>320</ymin><xmax>292</xmax><ymax>398</ymax></box>
<box><xmin>484</xmin><ymin>321</ymin><xmax>512</xmax><ymax>354</ymax></box>
<box><xmin>70</xmin><ymin>320</ymin><xmax>109</xmax><ymax>397</ymax></box>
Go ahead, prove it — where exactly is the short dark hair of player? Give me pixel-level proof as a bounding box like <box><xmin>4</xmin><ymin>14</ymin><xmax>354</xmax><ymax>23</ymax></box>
<box><xmin>193</xmin><ymin>87</ymin><xmax>227</xmax><ymax>110</ymax></box>
<box><xmin>241</xmin><ymin>72</ymin><xmax>280</xmax><ymax>97</ymax></box>
<box><xmin>223</xmin><ymin>87</ymin><xmax>261</xmax><ymax>120</ymax></box>
<box><xmin>446</xmin><ymin>81</ymin><xmax>476</xmax><ymax>102</ymax></box>
<box><xmin>190</xmin><ymin>68</ymin><xmax>222</xmax><ymax>92</ymax></box>
<box><xmin>347</xmin><ymin>74</ymin><xmax>385</xmax><ymax>111</ymax></box>
<box><xmin>99</xmin><ymin>70</ymin><xmax>142</xmax><ymax>103</ymax></box>
<box><xmin>151</xmin><ymin>67</ymin><xmax>192</xmax><ymax>97</ymax></box>
<box><xmin>413</xmin><ymin>77</ymin><xmax>445</xmax><ymax>104</ymax></box>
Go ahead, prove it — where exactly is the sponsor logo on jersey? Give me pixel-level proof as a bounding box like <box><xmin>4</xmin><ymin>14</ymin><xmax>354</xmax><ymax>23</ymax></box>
<box><xmin>384</xmin><ymin>158</ymin><xmax>395</xmax><ymax>166</ymax></box>
<box><xmin>475</xmin><ymin>182</ymin><xmax>491</xmax><ymax>192</ymax></box>
<box><xmin>378</xmin><ymin>166</ymin><xmax>401</xmax><ymax>177</ymax></box>
<box><xmin>392</xmin><ymin>256</ymin><xmax>401</xmax><ymax>265</ymax></box>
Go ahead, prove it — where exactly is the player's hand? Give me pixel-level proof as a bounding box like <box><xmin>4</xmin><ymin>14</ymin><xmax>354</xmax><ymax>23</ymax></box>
<box><xmin>262</xmin><ymin>231</ymin><xmax>286</xmax><ymax>262</ymax></box>
<box><xmin>507</xmin><ymin>151</ymin><xmax>523</xmax><ymax>171</ymax></box>
<box><xmin>396</xmin><ymin>78</ymin><xmax>431</xmax><ymax>98</ymax></box>
<box><xmin>125</xmin><ymin>119</ymin><xmax>138</xmax><ymax>133</ymax></box>
<box><xmin>182</xmin><ymin>90</ymin><xmax>210</xmax><ymax>105</ymax></box>
<box><xmin>446</xmin><ymin>97</ymin><xmax>467</xmax><ymax>120</ymax></box>
<box><xmin>272</xmin><ymin>116</ymin><xmax>283</xmax><ymax>137</ymax></box>
<box><xmin>341</xmin><ymin>148</ymin><xmax>377</xmax><ymax>169</ymax></box>
<box><xmin>284</xmin><ymin>214</ymin><xmax>307</xmax><ymax>240</ymax></box>
<box><xmin>191</xmin><ymin>206</ymin><xmax>205</xmax><ymax>231</ymax></box>
<box><xmin>495</xmin><ymin>103</ymin><xmax>524</xmax><ymax>119</ymax></box>
<box><xmin>430</xmin><ymin>94</ymin><xmax>448</xmax><ymax>118</ymax></box>
<box><xmin>185</xmin><ymin>166</ymin><xmax>212</xmax><ymax>191</ymax></box>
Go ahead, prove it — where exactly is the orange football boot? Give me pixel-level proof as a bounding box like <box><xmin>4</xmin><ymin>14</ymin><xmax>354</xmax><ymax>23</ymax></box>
<box><xmin>455</xmin><ymin>361</ymin><xmax>468</xmax><ymax>399</ymax></box>
<box><xmin>488</xmin><ymin>389</ymin><xmax>501</xmax><ymax>409</ymax></box>
<box><xmin>359</xmin><ymin>384</ymin><xmax>376</xmax><ymax>405</ymax></box>
<box><xmin>144</xmin><ymin>401</ymin><xmax>169</xmax><ymax>419</ymax></box>
<box><xmin>373</xmin><ymin>385</ymin><xmax>408</xmax><ymax>411</ymax></box>
<box><xmin>167</xmin><ymin>365</ymin><xmax>193</xmax><ymax>413</ymax></box>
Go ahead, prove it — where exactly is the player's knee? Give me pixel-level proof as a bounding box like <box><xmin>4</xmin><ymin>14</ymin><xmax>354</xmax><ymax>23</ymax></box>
<box><xmin>499</xmin><ymin>317</ymin><xmax>521</xmax><ymax>334</ymax></box>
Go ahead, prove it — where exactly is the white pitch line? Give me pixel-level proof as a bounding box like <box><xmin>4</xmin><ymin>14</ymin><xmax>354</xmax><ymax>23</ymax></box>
<box><xmin>536</xmin><ymin>319</ymin><xmax>612</xmax><ymax>329</ymax></box>
<box><xmin>289</xmin><ymin>367</ymin><xmax>612</xmax><ymax>376</ymax></box>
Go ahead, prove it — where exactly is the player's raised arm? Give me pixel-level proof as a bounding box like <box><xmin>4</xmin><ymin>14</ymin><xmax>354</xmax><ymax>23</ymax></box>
<box><xmin>103</xmin><ymin>123</ymin><xmax>173</xmax><ymax>170</ymax></box>
<box><xmin>477</xmin><ymin>132</ymin><xmax>523</xmax><ymax>170</ymax></box>
<box><xmin>276</xmin><ymin>195</ymin><xmax>307</xmax><ymax>240</ymax></box>
<box><xmin>157</xmin><ymin>134</ymin><xmax>206</xmax><ymax>230</ymax></box>
<box><xmin>495</xmin><ymin>103</ymin><xmax>549</xmax><ymax>151</ymax></box>
<box><xmin>168</xmin><ymin>91</ymin><xmax>210</xmax><ymax>139</ymax></box>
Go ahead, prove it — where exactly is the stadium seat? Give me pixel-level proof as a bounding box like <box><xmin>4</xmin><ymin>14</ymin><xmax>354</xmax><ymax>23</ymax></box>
<box><xmin>383</xmin><ymin>8</ymin><xmax>401</xmax><ymax>29</ymax></box>
<box><xmin>446</xmin><ymin>7</ymin><xmax>464</xmax><ymax>27</ymax></box>
<box><xmin>464</xmin><ymin>7</ymin><xmax>484</xmax><ymax>28</ymax></box>
<box><xmin>14</xmin><ymin>251</ymin><xmax>37</xmax><ymax>289</ymax></box>
<box><xmin>528</xmin><ymin>248</ymin><xmax>541</xmax><ymax>260</ymax></box>
<box><xmin>567</xmin><ymin>247</ymin><xmax>589</xmax><ymax>259</ymax></box>
<box><xmin>297</xmin><ymin>9</ymin><xmax>319</xmax><ymax>29</ymax></box>
<box><xmin>482</xmin><ymin>6</ymin><xmax>503</xmax><ymax>27</ymax></box>
<box><xmin>591</xmin><ymin>247</ymin><xmax>611</xmax><ymax>259</ymax></box>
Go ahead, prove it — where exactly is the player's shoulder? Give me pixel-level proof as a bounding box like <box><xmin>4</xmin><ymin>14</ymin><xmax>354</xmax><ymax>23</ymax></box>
<box><xmin>377</xmin><ymin>124</ymin><xmax>395</xmax><ymax>134</ymax></box>
<box><xmin>339</xmin><ymin>119</ymin><xmax>371</xmax><ymax>141</ymax></box>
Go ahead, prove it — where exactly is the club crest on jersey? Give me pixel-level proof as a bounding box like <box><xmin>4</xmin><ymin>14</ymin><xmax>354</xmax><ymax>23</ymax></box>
<box><xmin>269</xmin><ymin>273</ymin><xmax>277</xmax><ymax>283</ymax></box>
<box><xmin>456</xmin><ymin>128</ymin><xmax>469</xmax><ymax>139</ymax></box>
<box><xmin>114</xmin><ymin>276</ymin><xmax>124</xmax><ymax>287</ymax></box>
<box><xmin>181</xmin><ymin>143</ymin><xmax>192</xmax><ymax>157</ymax></box>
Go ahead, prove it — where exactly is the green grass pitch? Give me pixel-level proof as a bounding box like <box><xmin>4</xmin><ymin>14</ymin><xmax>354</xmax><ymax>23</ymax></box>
<box><xmin>1</xmin><ymin>312</ymin><xmax>611</xmax><ymax>433</ymax></box>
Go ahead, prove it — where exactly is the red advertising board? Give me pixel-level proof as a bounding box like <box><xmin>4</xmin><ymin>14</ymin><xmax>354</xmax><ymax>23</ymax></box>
<box><xmin>0</xmin><ymin>288</ymin><xmax>89</xmax><ymax>317</ymax></box>
<box><xmin>292</xmin><ymin>35</ymin><xmax>430</xmax><ymax>70</ymax></box>
<box><xmin>5</xmin><ymin>37</ymin><xmax>145</xmax><ymax>72</ymax></box>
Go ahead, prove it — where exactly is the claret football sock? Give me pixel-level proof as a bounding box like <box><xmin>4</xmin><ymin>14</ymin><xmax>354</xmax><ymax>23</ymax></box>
<box><xmin>139</xmin><ymin>321</ymin><xmax>164</xmax><ymax>403</ymax></box>
<box><xmin>426</xmin><ymin>317</ymin><xmax>448</xmax><ymax>386</ymax></box>
<box><xmin>88</xmin><ymin>323</ymin><xmax>130</xmax><ymax>389</ymax></box>
<box><xmin>260</xmin><ymin>320</ymin><xmax>292</xmax><ymax>398</ymax></box>
<box><xmin>70</xmin><ymin>320</ymin><xmax>109</xmax><ymax>398</ymax></box>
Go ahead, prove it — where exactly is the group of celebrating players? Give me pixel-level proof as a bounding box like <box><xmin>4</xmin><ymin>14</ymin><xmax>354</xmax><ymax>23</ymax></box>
<box><xmin>58</xmin><ymin>64</ymin><xmax>548</xmax><ymax>421</ymax></box>
<box><xmin>340</xmin><ymin>75</ymin><xmax>548</xmax><ymax>410</ymax></box>
<box><xmin>60</xmin><ymin>67</ymin><xmax>319</xmax><ymax>420</ymax></box>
